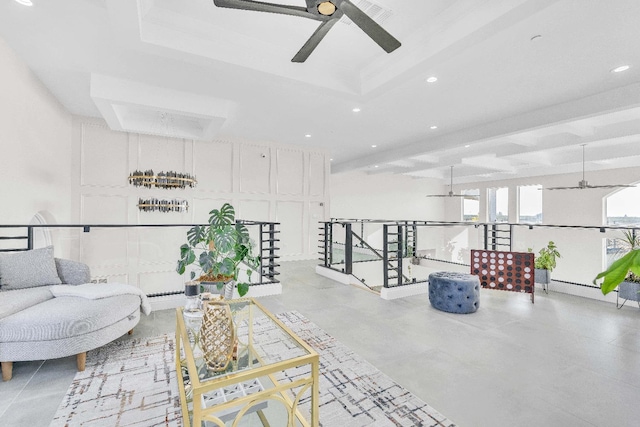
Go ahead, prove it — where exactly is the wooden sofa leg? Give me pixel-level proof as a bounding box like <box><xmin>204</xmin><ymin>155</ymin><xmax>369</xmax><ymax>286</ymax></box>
<box><xmin>2</xmin><ymin>362</ymin><xmax>13</xmax><ymax>381</ymax></box>
<box><xmin>77</xmin><ymin>352</ymin><xmax>86</xmax><ymax>372</ymax></box>
<box><xmin>128</xmin><ymin>329</ymin><xmax>133</xmax><ymax>335</ymax></box>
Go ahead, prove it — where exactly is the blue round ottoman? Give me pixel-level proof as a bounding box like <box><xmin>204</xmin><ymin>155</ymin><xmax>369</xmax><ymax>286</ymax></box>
<box><xmin>429</xmin><ymin>272</ymin><xmax>480</xmax><ymax>314</ymax></box>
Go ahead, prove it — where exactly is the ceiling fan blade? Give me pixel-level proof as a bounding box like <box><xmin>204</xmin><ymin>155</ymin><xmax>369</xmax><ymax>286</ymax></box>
<box><xmin>546</xmin><ymin>184</ymin><xmax>636</xmax><ymax>190</ymax></box>
<box><xmin>213</xmin><ymin>0</ymin><xmax>322</xmax><ymax>21</ymax></box>
<box><xmin>292</xmin><ymin>19</ymin><xmax>339</xmax><ymax>62</ymax></box>
<box><xmin>545</xmin><ymin>186</ymin><xmax>582</xmax><ymax>190</ymax></box>
<box><xmin>426</xmin><ymin>194</ymin><xmax>470</xmax><ymax>198</ymax></box>
<box><xmin>586</xmin><ymin>184</ymin><xmax>636</xmax><ymax>189</ymax></box>
<box><xmin>337</xmin><ymin>0</ymin><xmax>401</xmax><ymax>53</ymax></box>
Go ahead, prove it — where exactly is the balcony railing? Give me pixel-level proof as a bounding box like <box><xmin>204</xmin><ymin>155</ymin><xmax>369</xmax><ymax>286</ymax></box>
<box><xmin>0</xmin><ymin>221</ymin><xmax>280</xmax><ymax>298</ymax></box>
<box><xmin>319</xmin><ymin>219</ymin><xmax>639</xmax><ymax>292</ymax></box>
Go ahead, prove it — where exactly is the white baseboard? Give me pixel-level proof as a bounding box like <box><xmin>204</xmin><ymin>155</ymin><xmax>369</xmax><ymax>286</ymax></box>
<box><xmin>380</xmin><ymin>282</ymin><xmax>429</xmax><ymax>300</ymax></box>
<box><xmin>315</xmin><ymin>265</ymin><xmax>351</xmax><ymax>285</ymax></box>
<box><xmin>242</xmin><ymin>282</ymin><xmax>282</xmax><ymax>298</ymax></box>
<box><xmin>149</xmin><ymin>294</ymin><xmax>184</xmax><ymax>312</ymax></box>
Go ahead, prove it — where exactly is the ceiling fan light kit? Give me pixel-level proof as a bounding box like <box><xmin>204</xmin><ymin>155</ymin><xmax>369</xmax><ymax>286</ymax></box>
<box><xmin>212</xmin><ymin>0</ymin><xmax>401</xmax><ymax>62</ymax></box>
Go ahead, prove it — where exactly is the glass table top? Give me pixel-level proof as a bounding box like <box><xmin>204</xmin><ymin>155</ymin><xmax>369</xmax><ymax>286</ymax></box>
<box><xmin>180</xmin><ymin>299</ymin><xmax>312</xmax><ymax>383</ymax></box>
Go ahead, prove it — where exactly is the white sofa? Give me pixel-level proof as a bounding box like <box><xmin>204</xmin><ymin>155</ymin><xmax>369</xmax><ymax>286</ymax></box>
<box><xmin>0</xmin><ymin>247</ymin><xmax>141</xmax><ymax>381</ymax></box>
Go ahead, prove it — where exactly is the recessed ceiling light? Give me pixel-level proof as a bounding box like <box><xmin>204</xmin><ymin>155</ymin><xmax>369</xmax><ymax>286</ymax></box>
<box><xmin>374</xmin><ymin>165</ymin><xmax>379</xmax><ymax>168</ymax></box>
<box><xmin>430</xmin><ymin>125</ymin><xmax>438</xmax><ymax>130</ymax></box>
<box><xmin>305</xmin><ymin>134</ymin><xmax>311</xmax><ymax>138</ymax></box>
<box><xmin>330</xmin><ymin>158</ymin><xmax>334</xmax><ymax>161</ymax></box>
<box><xmin>426</xmin><ymin>76</ymin><xmax>438</xmax><ymax>83</ymax></box>
<box><xmin>15</xmin><ymin>0</ymin><xmax>33</xmax><ymax>5</ymax></box>
<box><xmin>352</xmin><ymin>107</ymin><xmax>361</xmax><ymax>112</ymax></box>
<box><xmin>465</xmin><ymin>144</ymin><xmax>470</xmax><ymax>148</ymax></box>
<box><xmin>371</xmin><ymin>145</ymin><xmax>377</xmax><ymax>148</ymax></box>
<box><xmin>611</xmin><ymin>65</ymin><xmax>630</xmax><ymax>73</ymax></box>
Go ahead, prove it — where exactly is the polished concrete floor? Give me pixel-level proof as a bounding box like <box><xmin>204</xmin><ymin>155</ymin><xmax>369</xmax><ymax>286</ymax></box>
<box><xmin>2</xmin><ymin>260</ymin><xmax>640</xmax><ymax>426</ymax></box>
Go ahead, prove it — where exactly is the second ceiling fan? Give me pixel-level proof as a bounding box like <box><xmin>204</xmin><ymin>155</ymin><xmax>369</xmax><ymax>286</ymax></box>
<box><xmin>212</xmin><ymin>0</ymin><xmax>401</xmax><ymax>62</ymax></box>
<box><xmin>545</xmin><ymin>144</ymin><xmax>635</xmax><ymax>190</ymax></box>
<box><xmin>426</xmin><ymin>166</ymin><xmax>479</xmax><ymax>200</ymax></box>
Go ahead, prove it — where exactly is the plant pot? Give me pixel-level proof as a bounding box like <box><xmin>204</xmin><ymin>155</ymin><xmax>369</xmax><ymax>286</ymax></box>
<box><xmin>199</xmin><ymin>280</ymin><xmax>235</xmax><ymax>300</ymax></box>
<box><xmin>618</xmin><ymin>281</ymin><xmax>640</xmax><ymax>302</ymax></box>
<box><xmin>534</xmin><ymin>268</ymin><xmax>550</xmax><ymax>285</ymax></box>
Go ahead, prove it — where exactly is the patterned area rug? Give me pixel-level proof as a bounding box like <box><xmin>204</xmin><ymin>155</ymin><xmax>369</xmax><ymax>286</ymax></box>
<box><xmin>51</xmin><ymin>311</ymin><xmax>456</xmax><ymax>427</ymax></box>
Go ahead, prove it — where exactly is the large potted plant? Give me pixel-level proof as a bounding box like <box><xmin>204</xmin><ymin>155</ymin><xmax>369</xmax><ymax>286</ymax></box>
<box><xmin>176</xmin><ymin>203</ymin><xmax>260</xmax><ymax>298</ymax></box>
<box><xmin>594</xmin><ymin>230</ymin><xmax>640</xmax><ymax>308</ymax></box>
<box><xmin>529</xmin><ymin>241</ymin><xmax>561</xmax><ymax>290</ymax></box>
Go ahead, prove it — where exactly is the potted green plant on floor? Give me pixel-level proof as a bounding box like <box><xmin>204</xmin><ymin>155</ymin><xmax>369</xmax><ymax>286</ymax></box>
<box><xmin>594</xmin><ymin>230</ymin><xmax>640</xmax><ymax>308</ymax></box>
<box><xmin>529</xmin><ymin>241</ymin><xmax>561</xmax><ymax>289</ymax></box>
<box><xmin>176</xmin><ymin>203</ymin><xmax>260</xmax><ymax>298</ymax></box>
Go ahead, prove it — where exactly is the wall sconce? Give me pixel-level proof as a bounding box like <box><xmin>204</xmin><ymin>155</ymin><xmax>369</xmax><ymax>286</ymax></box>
<box><xmin>137</xmin><ymin>198</ymin><xmax>189</xmax><ymax>213</ymax></box>
<box><xmin>129</xmin><ymin>170</ymin><xmax>197</xmax><ymax>189</ymax></box>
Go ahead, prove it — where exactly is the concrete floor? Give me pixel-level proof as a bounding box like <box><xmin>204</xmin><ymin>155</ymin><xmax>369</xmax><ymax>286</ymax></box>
<box><xmin>2</xmin><ymin>260</ymin><xmax>640</xmax><ymax>426</ymax></box>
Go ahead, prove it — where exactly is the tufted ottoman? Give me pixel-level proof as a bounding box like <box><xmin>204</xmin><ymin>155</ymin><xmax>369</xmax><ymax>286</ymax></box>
<box><xmin>429</xmin><ymin>271</ymin><xmax>480</xmax><ymax>314</ymax></box>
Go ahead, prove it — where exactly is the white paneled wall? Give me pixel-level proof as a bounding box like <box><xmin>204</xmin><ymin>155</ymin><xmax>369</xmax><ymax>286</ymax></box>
<box><xmin>72</xmin><ymin>117</ymin><xmax>329</xmax><ymax>294</ymax></box>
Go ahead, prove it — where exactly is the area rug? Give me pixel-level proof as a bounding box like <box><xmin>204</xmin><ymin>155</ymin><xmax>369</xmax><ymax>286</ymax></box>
<box><xmin>51</xmin><ymin>311</ymin><xmax>456</xmax><ymax>427</ymax></box>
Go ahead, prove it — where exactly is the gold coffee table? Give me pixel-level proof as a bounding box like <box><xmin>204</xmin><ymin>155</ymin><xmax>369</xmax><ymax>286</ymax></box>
<box><xmin>175</xmin><ymin>298</ymin><xmax>319</xmax><ymax>427</ymax></box>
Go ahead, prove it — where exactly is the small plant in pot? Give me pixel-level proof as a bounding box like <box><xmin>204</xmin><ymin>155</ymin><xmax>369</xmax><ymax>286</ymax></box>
<box><xmin>594</xmin><ymin>230</ymin><xmax>640</xmax><ymax>308</ymax></box>
<box><xmin>528</xmin><ymin>241</ymin><xmax>561</xmax><ymax>290</ymax></box>
<box><xmin>176</xmin><ymin>203</ymin><xmax>260</xmax><ymax>298</ymax></box>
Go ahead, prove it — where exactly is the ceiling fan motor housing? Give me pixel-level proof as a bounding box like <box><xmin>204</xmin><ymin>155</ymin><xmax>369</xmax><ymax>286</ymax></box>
<box><xmin>317</xmin><ymin>1</ymin><xmax>337</xmax><ymax>16</ymax></box>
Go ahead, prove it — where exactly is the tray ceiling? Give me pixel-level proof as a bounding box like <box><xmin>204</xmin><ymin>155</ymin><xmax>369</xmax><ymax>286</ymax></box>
<box><xmin>1</xmin><ymin>0</ymin><xmax>639</xmax><ymax>183</ymax></box>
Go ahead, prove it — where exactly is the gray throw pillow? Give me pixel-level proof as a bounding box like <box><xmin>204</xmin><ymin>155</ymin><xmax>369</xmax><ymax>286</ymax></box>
<box><xmin>0</xmin><ymin>246</ymin><xmax>62</xmax><ymax>290</ymax></box>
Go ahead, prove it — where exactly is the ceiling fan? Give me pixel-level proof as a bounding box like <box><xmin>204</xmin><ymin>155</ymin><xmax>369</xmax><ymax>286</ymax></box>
<box><xmin>545</xmin><ymin>144</ymin><xmax>635</xmax><ymax>190</ymax></box>
<box><xmin>212</xmin><ymin>0</ymin><xmax>401</xmax><ymax>62</ymax></box>
<box><xmin>426</xmin><ymin>166</ymin><xmax>480</xmax><ymax>200</ymax></box>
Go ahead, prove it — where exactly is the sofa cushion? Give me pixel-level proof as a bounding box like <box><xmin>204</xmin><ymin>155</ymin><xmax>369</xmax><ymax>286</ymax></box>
<box><xmin>0</xmin><ymin>246</ymin><xmax>62</xmax><ymax>290</ymax></box>
<box><xmin>0</xmin><ymin>294</ymin><xmax>140</xmax><ymax>343</ymax></box>
<box><xmin>55</xmin><ymin>258</ymin><xmax>91</xmax><ymax>285</ymax></box>
<box><xmin>0</xmin><ymin>287</ymin><xmax>54</xmax><ymax>320</ymax></box>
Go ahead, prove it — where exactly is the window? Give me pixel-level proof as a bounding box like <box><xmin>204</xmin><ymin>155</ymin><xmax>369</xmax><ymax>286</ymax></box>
<box><xmin>605</xmin><ymin>186</ymin><xmax>640</xmax><ymax>267</ymax></box>
<box><xmin>462</xmin><ymin>189</ymin><xmax>480</xmax><ymax>221</ymax></box>
<box><xmin>488</xmin><ymin>187</ymin><xmax>508</xmax><ymax>223</ymax></box>
<box><xmin>605</xmin><ymin>186</ymin><xmax>640</xmax><ymax>225</ymax></box>
<box><xmin>518</xmin><ymin>185</ymin><xmax>542</xmax><ymax>223</ymax></box>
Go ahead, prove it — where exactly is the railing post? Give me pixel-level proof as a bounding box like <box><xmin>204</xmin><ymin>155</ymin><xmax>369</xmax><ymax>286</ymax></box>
<box><xmin>328</xmin><ymin>222</ymin><xmax>333</xmax><ymax>266</ymax></box>
<box><xmin>483</xmin><ymin>224</ymin><xmax>488</xmax><ymax>250</ymax></box>
<box><xmin>344</xmin><ymin>223</ymin><xmax>352</xmax><ymax>275</ymax></box>
<box><xmin>27</xmin><ymin>226</ymin><xmax>33</xmax><ymax>250</ymax></box>
<box><xmin>323</xmin><ymin>222</ymin><xmax>329</xmax><ymax>267</ymax></box>
<box><xmin>509</xmin><ymin>224</ymin><xmax>514</xmax><ymax>251</ymax></box>
<box><xmin>383</xmin><ymin>224</ymin><xmax>389</xmax><ymax>288</ymax></box>
<box><xmin>259</xmin><ymin>223</ymin><xmax>264</xmax><ymax>285</ymax></box>
<box><xmin>397</xmin><ymin>224</ymin><xmax>403</xmax><ymax>286</ymax></box>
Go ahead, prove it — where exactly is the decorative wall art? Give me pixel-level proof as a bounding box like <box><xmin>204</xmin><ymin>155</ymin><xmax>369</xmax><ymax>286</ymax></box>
<box><xmin>137</xmin><ymin>198</ymin><xmax>189</xmax><ymax>213</ymax></box>
<box><xmin>128</xmin><ymin>170</ymin><xmax>197</xmax><ymax>189</ymax></box>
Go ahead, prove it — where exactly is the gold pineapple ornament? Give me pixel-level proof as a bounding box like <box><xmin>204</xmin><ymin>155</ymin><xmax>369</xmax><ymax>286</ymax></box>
<box><xmin>199</xmin><ymin>298</ymin><xmax>235</xmax><ymax>372</ymax></box>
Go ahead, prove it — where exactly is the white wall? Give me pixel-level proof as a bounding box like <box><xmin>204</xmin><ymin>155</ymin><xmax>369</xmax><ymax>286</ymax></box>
<box><xmin>71</xmin><ymin>117</ymin><xmax>330</xmax><ymax>294</ymax></box>
<box><xmin>331</xmin><ymin>171</ymin><xmax>444</xmax><ymax>221</ymax></box>
<box><xmin>0</xmin><ymin>38</ymin><xmax>73</xmax><ymax>227</ymax></box>
<box><xmin>0</xmin><ymin>38</ymin><xmax>329</xmax><ymax>295</ymax></box>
